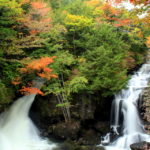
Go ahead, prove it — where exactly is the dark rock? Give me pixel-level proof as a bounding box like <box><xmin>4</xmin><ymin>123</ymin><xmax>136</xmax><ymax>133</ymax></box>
<box><xmin>30</xmin><ymin>92</ymin><xmax>111</xmax><ymax>146</ymax></box>
<box><xmin>94</xmin><ymin>122</ymin><xmax>109</xmax><ymax>134</ymax></box>
<box><xmin>130</xmin><ymin>141</ymin><xmax>150</xmax><ymax>150</ymax></box>
<box><xmin>71</xmin><ymin>95</ymin><xmax>96</xmax><ymax>120</ymax></box>
<box><xmin>78</xmin><ymin>129</ymin><xmax>100</xmax><ymax>145</ymax></box>
<box><xmin>59</xmin><ymin>140</ymin><xmax>105</xmax><ymax>150</ymax></box>
<box><xmin>53</xmin><ymin>121</ymin><xmax>80</xmax><ymax>140</ymax></box>
<box><xmin>140</xmin><ymin>84</ymin><xmax>150</xmax><ymax>134</ymax></box>
<box><xmin>80</xmin><ymin>100</ymin><xmax>96</xmax><ymax>120</ymax></box>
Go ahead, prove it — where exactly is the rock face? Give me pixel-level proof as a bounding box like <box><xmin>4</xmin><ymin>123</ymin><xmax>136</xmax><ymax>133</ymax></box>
<box><xmin>130</xmin><ymin>141</ymin><xmax>150</xmax><ymax>150</ymax></box>
<box><xmin>138</xmin><ymin>51</ymin><xmax>150</xmax><ymax>133</ymax></box>
<box><xmin>28</xmin><ymin>95</ymin><xmax>111</xmax><ymax>150</ymax></box>
<box><xmin>140</xmin><ymin>85</ymin><xmax>150</xmax><ymax>134</ymax></box>
<box><xmin>53</xmin><ymin>121</ymin><xmax>80</xmax><ymax>140</ymax></box>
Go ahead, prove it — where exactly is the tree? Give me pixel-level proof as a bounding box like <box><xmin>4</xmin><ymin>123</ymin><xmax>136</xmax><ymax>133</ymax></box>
<box><xmin>12</xmin><ymin>56</ymin><xmax>57</xmax><ymax>95</ymax></box>
<box><xmin>0</xmin><ymin>0</ymin><xmax>23</xmax><ymax>56</ymax></box>
<box><xmin>63</xmin><ymin>13</ymin><xmax>93</xmax><ymax>55</ymax></box>
<box><xmin>0</xmin><ymin>0</ymin><xmax>24</xmax><ymax>106</ymax></box>
<box><xmin>129</xmin><ymin>0</ymin><xmax>150</xmax><ymax>5</ymax></box>
<box><xmin>79</xmin><ymin>23</ymin><xmax>129</xmax><ymax>96</ymax></box>
<box><xmin>43</xmin><ymin>51</ymin><xmax>87</xmax><ymax>122</ymax></box>
<box><xmin>146</xmin><ymin>36</ymin><xmax>150</xmax><ymax>48</ymax></box>
<box><xmin>0</xmin><ymin>0</ymin><xmax>149</xmax><ymax>122</ymax></box>
<box><xmin>15</xmin><ymin>0</ymin><xmax>52</xmax><ymax>50</ymax></box>
<box><xmin>107</xmin><ymin>0</ymin><xmax>150</xmax><ymax>5</ymax></box>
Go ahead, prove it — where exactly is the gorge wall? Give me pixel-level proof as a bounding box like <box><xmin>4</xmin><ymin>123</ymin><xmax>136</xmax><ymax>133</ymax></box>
<box><xmin>140</xmin><ymin>50</ymin><xmax>150</xmax><ymax>134</ymax></box>
<box><xmin>140</xmin><ymin>85</ymin><xmax>150</xmax><ymax>134</ymax></box>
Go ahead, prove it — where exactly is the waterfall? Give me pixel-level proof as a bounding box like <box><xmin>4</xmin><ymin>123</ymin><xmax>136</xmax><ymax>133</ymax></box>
<box><xmin>0</xmin><ymin>79</ymin><xmax>56</xmax><ymax>150</ymax></box>
<box><xmin>101</xmin><ymin>63</ymin><xmax>150</xmax><ymax>150</ymax></box>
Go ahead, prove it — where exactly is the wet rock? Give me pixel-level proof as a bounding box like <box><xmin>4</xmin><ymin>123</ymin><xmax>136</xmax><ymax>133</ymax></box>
<box><xmin>53</xmin><ymin>121</ymin><xmax>80</xmax><ymax>140</ymax></box>
<box><xmin>140</xmin><ymin>85</ymin><xmax>150</xmax><ymax>134</ymax></box>
<box><xmin>59</xmin><ymin>140</ymin><xmax>105</xmax><ymax>150</ymax></box>
<box><xmin>130</xmin><ymin>141</ymin><xmax>150</xmax><ymax>150</ymax></box>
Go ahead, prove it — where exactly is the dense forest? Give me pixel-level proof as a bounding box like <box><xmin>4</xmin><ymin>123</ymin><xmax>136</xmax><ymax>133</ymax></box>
<box><xmin>0</xmin><ymin>0</ymin><xmax>150</xmax><ymax>148</ymax></box>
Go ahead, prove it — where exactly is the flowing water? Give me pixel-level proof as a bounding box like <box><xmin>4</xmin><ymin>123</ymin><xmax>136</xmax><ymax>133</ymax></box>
<box><xmin>0</xmin><ymin>79</ymin><xmax>56</xmax><ymax>150</ymax></box>
<box><xmin>1</xmin><ymin>64</ymin><xmax>150</xmax><ymax>150</ymax></box>
<box><xmin>101</xmin><ymin>63</ymin><xmax>150</xmax><ymax>150</ymax></box>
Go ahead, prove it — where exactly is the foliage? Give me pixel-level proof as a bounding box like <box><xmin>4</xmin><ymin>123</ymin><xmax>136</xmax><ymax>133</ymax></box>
<box><xmin>19</xmin><ymin>87</ymin><xmax>45</xmax><ymax>96</ymax></box>
<box><xmin>0</xmin><ymin>0</ymin><xmax>149</xmax><ymax>121</ymax></box>
<box><xmin>20</xmin><ymin>56</ymin><xmax>57</xmax><ymax>79</ymax></box>
<box><xmin>22</xmin><ymin>1</ymin><xmax>52</xmax><ymax>34</ymax></box>
<box><xmin>0</xmin><ymin>81</ymin><xmax>14</xmax><ymax>105</ymax></box>
<box><xmin>13</xmin><ymin>0</ymin><xmax>53</xmax><ymax>51</ymax></box>
<box><xmin>64</xmin><ymin>14</ymin><xmax>93</xmax><ymax>31</ymax></box>
<box><xmin>12</xmin><ymin>56</ymin><xmax>57</xmax><ymax>96</ymax></box>
<box><xmin>0</xmin><ymin>0</ymin><xmax>23</xmax><ymax>56</ymax></box>
<box><xmin>146</xmin><ymin>36</ymin><xmax>150</xmax><ymax>48</ymax></box>
<box><xmin>129</xmin><ymin>0</ymin><xmax>150</xmax><ymax>6</ymax></box>
<box><xmin>79</xmin><ymin>24</ymin><xmax>129</xmax><ymax>95</ymax></box>
<box><xmin>108</xmin><ymin>0</ymin><xmax>150</xmax><ymax>5</ymax></box>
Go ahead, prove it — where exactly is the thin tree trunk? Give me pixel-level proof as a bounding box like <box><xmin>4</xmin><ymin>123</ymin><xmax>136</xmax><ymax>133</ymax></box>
<box><xmin>56</xmin><ymin>95</ymin><xmax>67</xmax><ymax>122</ymax></box>
<box><xmin>60</xmin><ymin>74</ymin><xmax>71</xmax><ymax>122</ymax></box>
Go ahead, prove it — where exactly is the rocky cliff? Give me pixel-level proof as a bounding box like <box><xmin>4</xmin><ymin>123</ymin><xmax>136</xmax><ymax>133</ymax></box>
<box><xmin>140</xmin><ymin>85</ymin><xmax>150</xmax><ymax>134</ymax></box>
<box><xmin>139</xmin><ymin>50</ymin><xmax>150</xmax><ymax>134</ymax></box>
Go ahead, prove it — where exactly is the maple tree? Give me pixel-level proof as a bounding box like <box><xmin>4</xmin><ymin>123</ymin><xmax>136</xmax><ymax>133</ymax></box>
<box><xmin>19</xmin><ymin>87</ymin><xmax>45</xmax><ymax>96</ymax></box>
<box><xmin>15</xmin><ymin>0</ymin><xmax>52</xmax><ymax>49</ymax></box>
<box><xmin>23</xmin><ymin>1</ymin><xmax>52</xmax><ymax>34</ymax></box>
<box><xmin>12</xmin><ymin>56</ymin><xmax>57</xmax><ymax>95</ymax></box>
<box><xmin>85</xmin><ymin>0</ymin><xmax>132</xmax><ymax>28</ymax></box>
<box><xmin>20</xmin><ymin>56</ymin><xmax>57</xmax><ymax>79</ymax></box>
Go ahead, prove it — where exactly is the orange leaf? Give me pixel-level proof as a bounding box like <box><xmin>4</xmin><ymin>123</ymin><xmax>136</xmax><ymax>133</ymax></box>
<box><xmin>19</xmin><ymin>87</ymin><xmax>45</xmax><ymax>96</ymax></box>
<box><xmin>11</xmin><ymin>81</ymin><xmax>21</xmax><ymax>85</ymax></box>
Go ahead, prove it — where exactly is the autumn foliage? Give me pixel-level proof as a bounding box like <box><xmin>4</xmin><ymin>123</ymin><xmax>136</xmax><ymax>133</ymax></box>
<box><xmin>108</xmin><ymin>0</ymin><xmax>150</xmax><ymax>5</ymax></box>
<box><xmin>85</xmin><ymin>0</ymin><xmax>102</xmax><ymax>7</ymax></box>
<box><xmin>22</xmin><ymin>0</ymin><xmax>52</xmax><ymax>35</ymax></box>
<box><xmin>92</xmin><ymin>2</ymin><xmax>131</xmax><ymax>27</ymax></box>
<box><xmin>20</xmin><ymin>56</ymin><xmax>57</xmax><ymax>79</ymax></box>
<box><xmin>12</xmin><ymin>56</ymin><xmax>57</xmax><ymax>95</ymax></box>
<box><xmin>11</xmin><ymin>77</ymin><xmax>21</xmax><ymax>85</ymax></box>
<box><xmin>19</xmin><ymin>87</ymin><xmax>45</xmax><ymax>96</ymax></box>
<box><xmin>129</xmin><ymin>0</ymin><xmax>150</xmax><ymax>5</ymax></box>
<box><xmin>114</xmin><ymin>19</ymin><xmax>131</xmax><ymax>27</ymax></box>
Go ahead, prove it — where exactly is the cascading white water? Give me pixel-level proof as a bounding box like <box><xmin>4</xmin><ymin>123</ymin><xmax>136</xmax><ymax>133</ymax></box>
<box><xmin>101</xmin><ymin>63</ymin><xmax>150</xmax><ymax>150</ymax></box>
<box><xmin>0</xmin><ymin>80</ymin><xmax>56</xmax><ymax>150</ymax></box>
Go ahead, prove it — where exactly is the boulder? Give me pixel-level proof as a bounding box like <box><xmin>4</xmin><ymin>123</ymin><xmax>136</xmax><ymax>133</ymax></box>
<box><xmin>78</xmin><ymin>129</ymin><xmax>100</xmax><ymax>145</ymax></box>
<box><xmin>53</xmin><ymin>121</ymin><xmax>80</xmax><ymax>140</ymax></box>
<box><xmin>130</xmin><ymin>141</ymin><xmax>150</xmax><ymax>150</ymax></box>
